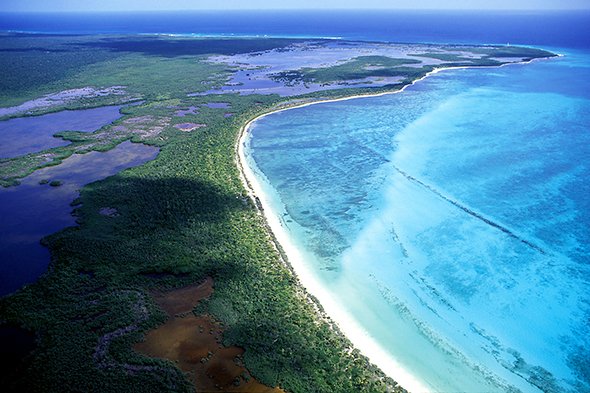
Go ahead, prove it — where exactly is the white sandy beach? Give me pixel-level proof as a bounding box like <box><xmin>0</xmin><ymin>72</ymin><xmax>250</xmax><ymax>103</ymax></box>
<box><xmin>237</xmin><ymin>94</ymin><xmax>433</xmax><ymax>393</ymax></box>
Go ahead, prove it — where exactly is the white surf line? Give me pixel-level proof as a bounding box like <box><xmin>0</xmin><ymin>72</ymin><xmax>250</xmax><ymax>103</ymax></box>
<box><xmin>392</xmin><ymin>165</ymin><xmax>547</xmax><ymax>255</ymax></box>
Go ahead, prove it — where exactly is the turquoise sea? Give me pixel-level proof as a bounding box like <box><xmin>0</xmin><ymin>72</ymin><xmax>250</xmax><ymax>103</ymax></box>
<box><xmin>244</xmin><ymin>50</ymin><xmax>590</xmax><ymax>392</ymax></box>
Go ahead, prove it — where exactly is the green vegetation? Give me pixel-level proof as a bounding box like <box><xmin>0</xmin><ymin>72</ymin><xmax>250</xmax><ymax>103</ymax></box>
<box><xmin>0</xmin><ymin>34</ymin><xmax>120</xmax><ymax>106</ymax></box>
<box><xmin>79</xmin><ymin>36</ymin><xmax>305</xmax><ymax>57</ymax></box>
<box><xmin>0</xmin><ymin>34</ymin><xmax>401</xmax><ymax>393</ymax></box>
<box><xmin>48</xmin><ymin>180</ymin><xmax>63</xmax><ymax>187</ymax></box>
<box><xmin>269</xmin><ymin>46</ymin><xmax>554</xmax><ymax>88</ymax></box>
<box><xmin>410</xmin><ymin>52</ymin><xmax>473</xmax><ymax>62</ymax></box>
<box><xmin>272</xmin><ymin>55</ymin><xmax>424</xmax><ymax>85</ymax></box>
<box><xmin>0</xmin><ymin>33</ymin><xmax>556</xmax><ymax>393</ymax></box>
<box><xmin>467</xmin><ymin>45</ymin><xmax>557</xmax><ymax>60</ymax></box>
<box><xmin>412</xmin><ymin>46</ymin><xmax>557</xmax><ymax>66</ymax></box>
<box><xmin>0</xmin><ymin>34</ymin><xmax>299</xmax><ymax>108</ymax></box>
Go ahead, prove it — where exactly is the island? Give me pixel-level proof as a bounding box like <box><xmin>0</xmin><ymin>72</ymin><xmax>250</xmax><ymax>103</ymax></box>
<box><xmin>0</xmin><ymin>33</ymin><xmax>556</xmax><ymax>392</ymax></box>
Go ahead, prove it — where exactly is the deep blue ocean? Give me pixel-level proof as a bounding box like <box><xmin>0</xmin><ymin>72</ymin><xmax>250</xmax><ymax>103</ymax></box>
<box><xmin>0</xmin><ymin>10</ymin><xmax>589</xmax><ymax>49</ymax></box>
<box><xmin>2</xmin><ymin>9</ymin><xmax>590</xmax><ymax>393</ymax></box>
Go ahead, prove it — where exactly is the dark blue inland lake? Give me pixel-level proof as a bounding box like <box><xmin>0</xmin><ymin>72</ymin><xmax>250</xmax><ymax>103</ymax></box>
<box><xmin>0</xmin><ymin>106</ymin><xmax>159</xmax><ymax>296</ymax></box>
<box><xmin>0</xmin><ymin>105</ymin><xmax>124</xmax><ymax>159</ymax></box>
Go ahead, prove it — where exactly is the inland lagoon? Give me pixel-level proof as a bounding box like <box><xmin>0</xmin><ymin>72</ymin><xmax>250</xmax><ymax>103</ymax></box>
<box><xmin>0</xmin><ymin>141</ymin><xmax>158</xmax><ymax>296</ymax></box>
<box><xmin>0</xmin><ymin>101</ymin><xmax>159</xmax><ymax>296</ymax></box>
<box><xmin>243</xmin><ymin>50</ymin><xmax>590</xmax><ymax>392</ymax></box>
<box><xmin>0</xmin><ymin>105</ymin><xmax>124</xmax><ymax>159</ymax></box>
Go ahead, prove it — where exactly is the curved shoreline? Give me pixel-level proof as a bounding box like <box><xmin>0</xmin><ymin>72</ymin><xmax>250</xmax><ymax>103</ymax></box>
<box><xmin>234</xmin><ymin>57</ymin><xmax>557</xmax><ymax>393</ymax></box>
<box><xmin>235</xmin><ymin>77</ymin><xmax>442</xmax><ymax>393</ymax></box>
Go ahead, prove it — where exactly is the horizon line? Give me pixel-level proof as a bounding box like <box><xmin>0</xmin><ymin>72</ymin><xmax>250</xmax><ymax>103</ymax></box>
<box><xmin>2</xmin><ymin>8</ymin><xmax>590</xmax><ymax>14</ymax></box>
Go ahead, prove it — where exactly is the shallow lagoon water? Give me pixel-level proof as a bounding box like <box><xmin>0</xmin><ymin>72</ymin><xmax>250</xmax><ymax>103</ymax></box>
<box><xmin>0</xmin><ymin>105</ymin><xmax>124</xmax><ymax>159</ymax></box>
<box><xmin>245</xmin><ymin>51</ymin><xmax>590</xmax><ymax>392</ymax></box>
<box><xmin>0</xmin><ymin>141</ymin><xmax>159</xmax><ymax>296</ymax></box>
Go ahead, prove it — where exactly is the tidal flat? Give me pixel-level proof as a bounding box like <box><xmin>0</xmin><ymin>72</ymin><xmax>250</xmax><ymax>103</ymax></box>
<box><xmin>0</xmin><ymin>32</ymin><xmax>556</xmax><ymax>393</ymax></box>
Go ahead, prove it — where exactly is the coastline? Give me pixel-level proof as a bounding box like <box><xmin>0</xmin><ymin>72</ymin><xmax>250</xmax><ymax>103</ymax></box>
<box><xmin>235</xmin><ymin>76</ymin><xmax>444</xmax><ymax>392</ymax></box>
<box><xmin>237</xmin><ymin>95</ymin><xmax>430</xmax><ymax>393</ymax></box>
<box><xmin>234</xmin><ymin>56</ymin><xmax>559</xmax><ymax>393</ymax></box>
<box><xmin>2</xmin><ymin>24</ymin><xmax>584</xmax><ymax>392</ymax></box>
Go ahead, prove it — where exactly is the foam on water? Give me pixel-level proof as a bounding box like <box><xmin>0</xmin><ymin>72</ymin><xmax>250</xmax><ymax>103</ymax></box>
<box><xmin>245</xmin><ymin>51</ymin><xmax>590</xmax><ymax>392</ymax></box>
